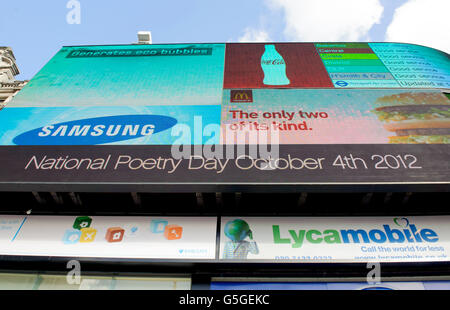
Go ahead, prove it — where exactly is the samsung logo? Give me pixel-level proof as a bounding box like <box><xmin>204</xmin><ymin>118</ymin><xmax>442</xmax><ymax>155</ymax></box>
<box><xmin>13</xmin><ymin>115</ymin><xmax>177</xmax><ymax>145</ymax></box>
<box><xmin>38</xmin><ymin>124</ymin><xmax>155</xmax><ymax>137</ymax></box>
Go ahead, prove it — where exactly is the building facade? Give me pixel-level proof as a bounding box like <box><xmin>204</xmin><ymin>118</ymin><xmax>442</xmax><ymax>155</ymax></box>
<box><xmin>0</xmin><ymin>47</ymin><xmax>27</xmax><ymax>108</ymax></box>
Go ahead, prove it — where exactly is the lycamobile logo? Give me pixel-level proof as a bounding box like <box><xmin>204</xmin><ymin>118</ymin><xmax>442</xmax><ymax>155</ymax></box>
<box><xmin>13</xmin><ymin>115</ymin><xmax>177</xmax><ymax>145</ymax></box>
<box><xmin>273</xmin><ymin>218</ymin><xmax>438</xmax><ymax>248</ymax></box>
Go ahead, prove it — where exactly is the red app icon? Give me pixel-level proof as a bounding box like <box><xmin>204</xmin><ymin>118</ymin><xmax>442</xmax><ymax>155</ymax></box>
<box><xmin>105</xmin><ymin>227</ymin><xmax>125</xmax><ymax>243</ymax></box>
<box><xmin>164</xmin><ymin>225</ymin><xmax>183</xmax><ymax>240</ymax></box>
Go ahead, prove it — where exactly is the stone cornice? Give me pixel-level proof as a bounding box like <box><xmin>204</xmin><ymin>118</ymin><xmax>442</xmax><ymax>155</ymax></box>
<box><xmin>0</xmin><ymin>80</ymin><xmax>28</xmax><ymax>90</ymax></box>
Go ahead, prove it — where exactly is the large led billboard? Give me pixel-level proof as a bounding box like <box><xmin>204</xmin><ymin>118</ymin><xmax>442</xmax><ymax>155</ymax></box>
<box><xmin>0</xmin><ymin>42</ymin><xmax>448</xmax><ymax>191</ymax></box>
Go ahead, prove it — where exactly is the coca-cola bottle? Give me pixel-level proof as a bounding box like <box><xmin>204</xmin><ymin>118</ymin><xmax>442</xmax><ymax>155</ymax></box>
<box><xmin>261</xmin><ymin>44</ymin><xmax>290</xmax><ymax>86</ymax></box>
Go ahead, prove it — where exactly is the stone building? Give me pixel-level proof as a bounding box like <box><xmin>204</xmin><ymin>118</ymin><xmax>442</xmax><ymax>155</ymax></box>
<box><xmin>0</xmin><ymin>47</ymin><xmax>27</xmax><ymax>108</ymax></box>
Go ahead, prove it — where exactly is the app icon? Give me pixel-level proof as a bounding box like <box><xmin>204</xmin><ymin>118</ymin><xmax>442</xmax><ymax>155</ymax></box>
<box><xmin>73</xmin><ymin>216</ymin><xmax>92</xmax><ymax>230</ymax></box>
<box><xmin>62</xmin><ymin>229</ymin><xmax>82</xmax><ymax>244</ymax></box>
<box><xmin>105</xmin><ymin>227</ymin><xmax>125</xmax><ymax>243</ymax></box>
<box><xmin>80</xmin><ymin>227</ymin><xmax>97</xmax><ymax>243</ymax></box>
<box><xmin>151</xmin><ymin>219</ymin><xmax>168</xmax><ymax>234</ymax></box>
<box><xmin>164</xmin><ymin>225</ymin><xmax>183</xmax><ymax>240</ymax></box>
<box><xmin>124</xmin><ymin>223</ymin><xmax>139</xmax><ymax>237</ymax></box>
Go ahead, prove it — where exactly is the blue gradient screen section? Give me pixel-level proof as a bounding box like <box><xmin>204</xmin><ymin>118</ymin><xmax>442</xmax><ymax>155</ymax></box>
<box><xmin>10</xmin><ymin>44</ymin><xmax>226</xmax><ymax>107</ymax></box>
<box><xmin>0</xmin><ymin>105</ymin><xmax>221</xmax><ymax>145</ymax></box>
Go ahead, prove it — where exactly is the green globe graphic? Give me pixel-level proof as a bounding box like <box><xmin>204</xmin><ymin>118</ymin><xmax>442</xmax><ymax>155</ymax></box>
<box><xmin>224</xmin><ymin>219</ymin><xmax>252</xmax><ymax>241</ymax></box>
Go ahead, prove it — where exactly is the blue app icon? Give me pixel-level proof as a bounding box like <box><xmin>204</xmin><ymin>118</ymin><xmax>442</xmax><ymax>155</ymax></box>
<box><xmin>63</xmin><ymin>229</ymin><xmax>82</xmax><ymax>244</ymax></box>
<box><xmin>150</xmin><ymin>220</ymin><xmax>168</xmax><ymax>233</ymax></box>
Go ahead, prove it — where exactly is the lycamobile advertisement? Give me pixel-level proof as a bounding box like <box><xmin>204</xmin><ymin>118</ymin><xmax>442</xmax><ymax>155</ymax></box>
<box><xmin>0</xmin><ymin>215</ymin><xmax>217</xmax><ymax>259</ymax></box>
<box><xmin>219</xmin><ymin>217</ymin><xmax>450</xmax><ymax>262</ymax></box>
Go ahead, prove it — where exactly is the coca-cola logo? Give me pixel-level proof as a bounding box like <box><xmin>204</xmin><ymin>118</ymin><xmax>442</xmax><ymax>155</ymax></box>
<box><xmin>261</xmin><ymin>59</ymin><xmax>285</xmax><ymax>65</ymax></box>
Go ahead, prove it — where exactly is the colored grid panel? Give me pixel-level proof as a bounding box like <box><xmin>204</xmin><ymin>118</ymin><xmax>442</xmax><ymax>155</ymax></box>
<box><xmin>370</xmin><ymin>43</ymin><xmax>450</xmax><ymax>89</ymax></box>
<box><xmin>316</xmin><ymin>43</ymin><xmax>400</xmax><ymax>88</ymax></box>
<box><xmin>321</xmin><ymin>53</ymin><xmax>380</xmax><ymax>60</ymax></box>
<box><xmin>325</xmin><ymin>66</ymin><xmax>390</xmax><ymax>73</ymax></box>
<box><xmin>323</xmin><ymin>59</ymin><xmax>386</xmax><ymax>66</ymax></box>
<box><xmin>223</xmin><ymin>43</ymin><xmax>334</xmax><ymax>89</ymax></box>
<box><xmin>317</xmin><ymin>48</ymin><xmax>374</xmax><ymax>54</ymax></box>
<box><xmin>315</xmin><ymin>43</ymin><xmax>371</xmax><ymax>49</ymax></box>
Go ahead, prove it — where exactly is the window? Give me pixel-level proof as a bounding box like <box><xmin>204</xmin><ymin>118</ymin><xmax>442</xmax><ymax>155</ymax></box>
<box><xmin>0</xmin><ymin>273</ymin><xmax>191</xmax><ymax>290</ymax></box>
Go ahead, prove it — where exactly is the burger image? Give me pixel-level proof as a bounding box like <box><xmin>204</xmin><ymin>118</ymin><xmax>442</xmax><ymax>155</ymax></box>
<box><xmin>373</xmin><ymin>92</ymin><xmax>450</xmax><ymax>144</ymax></box>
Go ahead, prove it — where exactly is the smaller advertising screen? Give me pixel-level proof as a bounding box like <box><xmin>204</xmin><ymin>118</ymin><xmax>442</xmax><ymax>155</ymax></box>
<box><xmin>219</xmin><ymin>216</ymin><xmax>450</xmax><ymax>263</ymax></box>
<box><xmin>222</xmin><ymin>89</ymin><xmax>450</xmax><ymax>145</ymax></box>
<box><xmin>224</xmin><ymin>43</ymin><xmax>334</xmax><ymax>89</ymax></box>
<box><xmin>316</xmin><ymin>42</ymin><xmax>400</xmax><ymax>88</ymax></box>
<box><xmin>0</xmin><ymin>215</ymin><xmax>217</xmax><ymax>260</ymax></box>
<box><xmin>223</xmin><ymin>42</ymin><xmax>450</xmax><ymax>90</ymax></box>
<box><xmin>210</xmin><ymin>281</ymin><xmax>450</xmax><ymax>290</ymax></box>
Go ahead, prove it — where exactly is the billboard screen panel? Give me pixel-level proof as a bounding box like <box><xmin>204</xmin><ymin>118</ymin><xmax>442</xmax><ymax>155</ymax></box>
<box><xmin>0</xmin><ymin>42</ymin><xmax>448</xmax><ymax>191</ymax></box>
<box><xmin>2</xmin><ymin>215</ymin><xmax>450</xmax><ymax>264</ymax></box>
<box><xmin>219</xmin><ymin>216</ymin><xmax>450</xmax><ymax>263</ymax></box>
<box><xmin>0</xmin><ymin>215</ymin><xmax>217</xmax><ymax>260</ymax></box>
<box><xmin>210</xmin><ymin>281</ymin><xmax>450</xmax><ymax>290</ymax></box>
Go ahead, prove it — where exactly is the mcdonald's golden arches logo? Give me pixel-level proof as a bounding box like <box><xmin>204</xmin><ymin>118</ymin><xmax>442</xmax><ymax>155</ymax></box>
<box><xmin>230</xmin><ymin>90</ymin><xmax>253</xmax><ymax>103</ymax></box>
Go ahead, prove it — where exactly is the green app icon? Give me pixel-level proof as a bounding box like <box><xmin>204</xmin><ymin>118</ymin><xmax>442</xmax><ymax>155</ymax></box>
<box><xmin>73</xmin><ymin>216</ymin><xmax>92</xmax><ymax>230</ymax></box>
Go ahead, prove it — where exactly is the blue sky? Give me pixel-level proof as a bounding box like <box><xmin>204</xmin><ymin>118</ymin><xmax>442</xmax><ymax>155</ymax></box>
<box><xmin>1</xmin><ymin>0</ymin><xmax>448</xmax><ymax>80</ymax></box>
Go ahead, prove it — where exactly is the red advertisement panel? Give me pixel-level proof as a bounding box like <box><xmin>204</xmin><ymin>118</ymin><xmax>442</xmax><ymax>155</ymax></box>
<box><xmin>224</xmin><ymin>43</ymin><xmax>333</xmax><ymax>89</ymax></box>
